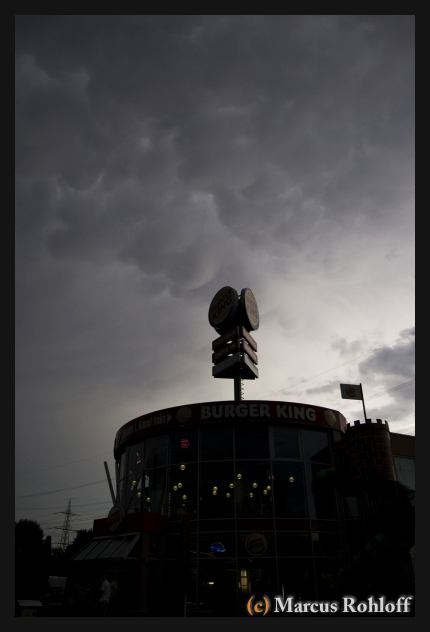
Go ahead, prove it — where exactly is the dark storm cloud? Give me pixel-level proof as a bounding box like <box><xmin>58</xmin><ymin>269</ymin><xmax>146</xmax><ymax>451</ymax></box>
<box><xmin>358</xmin><ymin>327</ymin><xmax>415</xmax><ymax>384</ymax></box>
<box><xmin>16</xmin><ymin>15</ymin><xmax>414</xmax><ymax>286</ymax></box>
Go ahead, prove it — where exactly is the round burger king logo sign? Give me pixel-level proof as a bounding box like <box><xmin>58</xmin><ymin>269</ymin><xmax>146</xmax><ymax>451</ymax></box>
<box><xmin>107</xmin><ymin>506</ymin><xmax>123</xmax><ymax>532</ymax></box>
<box><xmin>245</xmin><ymin>533</ymin><xmax>267</xmax><ymax>556</ymax></box>
<box><xmin>208</xmin><ymin>286</ymin><xmax>239</xmax><ymax>331</ymax></box>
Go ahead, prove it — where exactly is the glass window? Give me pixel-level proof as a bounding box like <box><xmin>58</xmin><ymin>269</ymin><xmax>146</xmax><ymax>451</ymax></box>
<box><xmin>306</xmin><ymin>463</ymin><xmax>338</xmax><ymax>519</ymax></box>
<box><xmin>71</xmin><ymin>539</ymin><xmax>100</xmax><ymax>561</ymax></box>
<box><xmin>277</xmin><ymin>558</ymin><xmax>315</xmax><ymax>599</ymax></box>
<box><xmin>167</xmin><ymin>463</ymin><xmax>198</xmax><ymax>520</ymax></box>
<box><xmin>145</xmin><ymin>435</ymin><xmax>168</xmax><ymax>469</ymax></box>
<box><xmin>198</xmin><ymin>533</ymin><xmax>236</xmax><ymax>558</ymax></box>
<box><xmin>314</xmin><ymin>558</ymin><xmax>343</xmax><ymax>599</ymax></box>
<box><xmin>197</xmin><ymin>560</ymin><xmax>238</xmax><ymax>616</ymax></box>
<box><xmin>200</xmin><ymin>425</ymin><xmax>233</xmax><ymax>461</ymax></box>
<box><xmin>272</xmin><ymin>462</ymin><xmax>307</xmax><ymax>518</ymax></box>
<box><xmin>119</xmin><ymin>449</ymin><xmax>128</xmax><ymax>483</ymax></box>
<box><xmin>276</xmin><ymin>533</ymin><xmax>312</xmax><ymax>557</ymax></box>
<box><xmin>124</xmin><ymin>470</ymin><xmax>143</xmax><ymax>514</ymax></box>
<box><xmin>97</xmin><ymin>537</ymin><xmax>125</xmax><ymax>559</ymax></box>
<box><xmin>394</xmin><ymin>456</ymin><xmax>415</xmax><ymax>490</ymax></box>
<box><xmin>84</xmin><ymin>538</ymin><xmax>112</xmax><ymax>560</ymax></box>
<box><xmin>312</xmin><ymin>533</ymin><xmax>342</xmax><ymax>557</ymax></box>
<box><xmin>169</xmin><ymin>428</ymin><xmax>198</xmax><ymax>464</ymax></box>
<box><xmin>237</xmin><ymin>533</ymin><xmax>275</xmax><ymax>558</ymax></box>
<box><xmin>302</xmin><ymin>429</ymin><xmax>331</xmax><ymax>463</ymax></box>
<box><xmin>199</xmin><ymin>462</ymin><xmax>235</xmax><ymax>519</ymax></box>
<box><xmin>112</xmin><ymin>534</ymin><xmax>140</xmax><ymax>558</ymax></box>
<box><xmin>143</xmin><ymin>467</ymin><xmax>166</xmax><ymax>514</ymax></box>
<box><xmin>129</xmin><ymin>440</ymin><xmax>145</xmax><ymax>472</ymax></box>
<box><xmin>343</xmin><ymin>496</ymin><xmax>359</xmax><ymax>519</ymax></box>
<box><xmin>272</xmin><ymin>426</ymin><xmax>300</xmax><ymax>459</ymax></box>
<box><xmin>235</xmin><ymin>461</ymin><xmax>273</xmax><ymax>518</ymax></box>
<box><xmin>235</xmin><ymin>424</ymin><xmax>269</xmax><ymax>459</ymax></box>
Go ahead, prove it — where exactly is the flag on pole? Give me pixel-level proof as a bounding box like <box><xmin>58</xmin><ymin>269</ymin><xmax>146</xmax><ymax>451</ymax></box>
<box><xmin>340</xmin><ymin>383</ymin><xmax>363</xmax><ymax>400</ymax></box>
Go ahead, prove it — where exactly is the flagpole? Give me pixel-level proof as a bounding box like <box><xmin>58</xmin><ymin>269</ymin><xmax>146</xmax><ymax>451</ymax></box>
<box><xmin>360</xmin><ymin>383</ymin><xmax>368</xmax><ymax>422</ymax></box>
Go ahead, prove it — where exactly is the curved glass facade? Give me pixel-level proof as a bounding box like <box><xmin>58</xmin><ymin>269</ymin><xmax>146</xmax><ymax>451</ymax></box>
<box><xmin>115</xmin><ymin>420</ymin><xmax>342</xmax><ymax>614</ymax></box>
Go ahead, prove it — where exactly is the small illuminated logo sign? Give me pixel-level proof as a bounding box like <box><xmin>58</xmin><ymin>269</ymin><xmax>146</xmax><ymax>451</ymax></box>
<box><xmin>210</xmin><ymin>542</ymin><xmax>226</xmax><ymax>553</ymax></box>
<box><xmin>245</xmin><ymin>533</ymin><xmax>267</xmax><ymax>556</ymax></box>
<box><xmin>181</xmin><ymin>439</ymin><xmax>189</xmax><ymax>448</ymax></box>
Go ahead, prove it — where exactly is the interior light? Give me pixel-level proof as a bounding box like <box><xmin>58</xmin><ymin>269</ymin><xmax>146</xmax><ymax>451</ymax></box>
<box><xmin>173</xmin><ymin>485</ymin><xmax>178</xmax><ymax>491</ymax></box>
<box><xmin>212</xmin><ymin>490</ymin><xmax>217</xmax><ymax>495</ymax></box>
<box><xmin>237</xmin><ymin>473</ymin><xmax>242</xmax><ymax>480</ymax></box>
<box><xmin>252</xmin><ymin>482</ymin><xmax>258</xmax><ymax>488</ymax></box>
<box><xmin>137</xmin><ymin>491</ymin><xmax>142</xmax><ymax>497</ymax></box>
<box><xmin>146</xmin><ymin>497</ymin><xmax>151</xmax><ymax>502</ymax></box>
<box><xmin>229</xmin><ymin>483</ymin><xmax>234</xmax><ymax>488</ymax></box>
<box><xmin>266</xmin><ymin>486</ymin><xmax>271</xmax><ymax>491</ymax></box>
<box><xmin>182</xmin><ymin>494</ymin><xmax>187</xmax><ymax>500</ymax></box>
<box><xmin>178</xmin><ymin>483</ymin><xmax>183</xmax><ymax>488</ymax></box>
<box><xmin>132</xmin><ymin>480</ymin><xmax>137</xmax><ymax>486</ymax></box>
<box><xmin>263</xmin><ymin>490</ymin><xmax>268</xmax><ymax>495</ymax></box>
<box><xmin>289</xmin><ymin>476</ymin><xmax>295</xmax><ymax>483</ymax></box>
<box><xmin>213</xmin><ymin>486</ymin><xmax>218</xmax><ymax>492</ymax></box>
<box><xmin>226</xmin><ymin>493</ymin><xmax>231</xmax><ymax>498</ymax></box>
<box><xmin>249</xmin><ymin>492</ymin><xmax>254</xmax><ymax>498</ymax></box>
<box><xmin>180</xmin><ymin>464</ymin><xmax>186</xmax><ymax>470</ymax></box>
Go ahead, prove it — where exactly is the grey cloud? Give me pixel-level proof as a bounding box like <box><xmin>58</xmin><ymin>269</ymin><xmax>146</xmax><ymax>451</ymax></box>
<box><xmin>358</xmin><ymin>332</ymin><xmax>415</xmax><ymax>381</ymax></box>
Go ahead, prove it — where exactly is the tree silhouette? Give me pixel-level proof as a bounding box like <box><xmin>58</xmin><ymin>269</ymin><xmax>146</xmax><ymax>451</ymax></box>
<box><xmin>15</xmin><ymin>519</ymin><xmax>45</xmax><ymax>599</ymax></box>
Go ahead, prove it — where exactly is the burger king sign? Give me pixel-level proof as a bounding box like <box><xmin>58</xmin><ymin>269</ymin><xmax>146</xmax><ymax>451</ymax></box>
<box><xmin>208</xmin><ymin>286</ymin><xmax>239</xmax><ymax>333</ymax></box>
<box><xmin>245</xmin><ymin>533</ymin><xmax>268</xmax><ymax>556</ymax></box>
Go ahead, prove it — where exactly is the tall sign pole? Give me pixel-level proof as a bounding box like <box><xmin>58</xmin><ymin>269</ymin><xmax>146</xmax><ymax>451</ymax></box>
<box><xmin>208</xmin><ymin>287</ymin><xmax>260</xmax><ymax>400</ymax></box>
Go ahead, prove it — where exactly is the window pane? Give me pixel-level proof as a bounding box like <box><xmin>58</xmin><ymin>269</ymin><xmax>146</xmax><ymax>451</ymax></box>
<box><xmin>276</xmin><ymin>533</ymin><xmax>312</xmax><ymax>557</ymax></box>
<box><xmin>143</xmin><ymin>467</ymin><xmax>166</xmax><ymax>514</ymax></box>
<box><xmin>235</xmin><ymin>424</ymin><xmax>269</xmax><ymax>459</ymax></box>
<box><xmin>394</xmin><ymin>456</ymin><xmax>415</xmax><ymax>490</ymax></box>
<box><xmin>200</xmin><ymin>425</ymin><xmax>233</xmax><ymax>461</ymax></box>
<box><xmin>272</xmin><ymin>462</ymin><xmax>307</xmax><ymax>518</ymax></box>
<box><xmin>237</xmin><ymin>533</ymin><xmax>275</xmax><ymax>558</ymax></box>
<box><xmin>272</xmin><ymin>426</ymin><xmax>300</xmax><ymax>459</ymax></box>
<box><xmin>199</xmin><ymin>462</ymin><xmax>235</xmax><ymax>519</ymax></box>
<box><xmin>307</xmin><ymin>463</ymin><xmax>338</xmax><ymax>519</ymax></box>
<box><xmin>235</xmin><ymin>461</ymin><xmax>273</xmax><ymax>518</ymax></box>
<box><xmin>169</xmin><ymin>428</ymin><xmax>198</xmax><ymax>464</ymax></box>
<box><xmin>85</xmin><ymin>538</ymin><xmax>112</xmax><ymax>560</ymax></box>
<box><xmin>312</xmin><ymin>533</ymin><xmax>342</xmax><ymax>557</ymax></box>
<box><xmin>302</xmin><ymin>429</ymin><xmax>331</xmax><ymax>463</ymax></box>
<box><xmin>198</xmin><ymin>533</ymin><xmax>236</xmax><ymax>558</ymax></box>
<box><xmin>167</xmin><ymin>463</ymin><xmax>198</xmax><ymax>520</ymax></box>
<box><xmin>145</xmin><ymin>435</ymin><xmax>168</xmax><ymax>469</ymax></box>
<box><xmin>278</xmin><ymin>558</ymin><xmax>315</xmax><ymax>599</ymax></box>
<box><xmin>129</xmin><ymin>441</ymin><xmax>145</xmax><ymax>472</ymax></box>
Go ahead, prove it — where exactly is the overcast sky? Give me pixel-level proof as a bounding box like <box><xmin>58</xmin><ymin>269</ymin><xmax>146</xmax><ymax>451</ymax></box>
<box><xmin>15</xmin><ymin>15</ymin><xmax>414</xmax><ymax>540</ymax></box>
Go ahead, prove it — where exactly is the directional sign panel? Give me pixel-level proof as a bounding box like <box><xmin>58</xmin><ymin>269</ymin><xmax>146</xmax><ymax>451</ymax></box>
<box><xmin>212</xmin><ymin>327</ymin><xmax>241</xmax><ymax>351</ymax></box>
<box><xmin>212</xmin><ymin>339</ymin><xmax>240</xmax><ymax>364</ymax></box>
<box><xmin>212</xmin><ymin>352</ymin><xmax>258</xmax><ymax>380</ymax></box>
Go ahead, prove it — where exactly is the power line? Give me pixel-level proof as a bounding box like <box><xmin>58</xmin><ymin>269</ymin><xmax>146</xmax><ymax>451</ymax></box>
<box><xmin>17</xmin><ymin>452</ymin><xmax>113</xmax><ymax>476</ymax></box>
<box><xmin>15</xmin><ymin>500</ymin><xmax>112</xmax><ymax>511</ymax></box>
<box><xmin>262</xmin><ymin>331</ymin><xmax>414</xmax><ymax>399</ymax></box>
<box><xmin>15</xmin><ymin>479</ymin><xmax>107</xmax><ymax>500</ymax></box>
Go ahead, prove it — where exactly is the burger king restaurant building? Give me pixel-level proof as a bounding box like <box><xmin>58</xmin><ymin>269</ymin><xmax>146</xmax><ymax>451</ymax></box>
<box><xmin>70</xmin><ymin>399</ymin><xmax>415</xmax><ymax>616</ymax></box>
